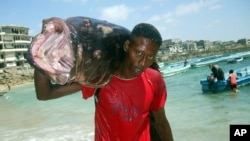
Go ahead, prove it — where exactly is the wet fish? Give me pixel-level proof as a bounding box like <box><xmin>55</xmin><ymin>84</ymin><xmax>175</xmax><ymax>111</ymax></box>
<box><xmin>28</xmin><ymin>16</ymin><xmax>130</xmax><ymax>87</ymax></box>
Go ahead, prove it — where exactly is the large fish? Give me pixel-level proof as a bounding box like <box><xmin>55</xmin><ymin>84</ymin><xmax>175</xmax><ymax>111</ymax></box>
<box><xmin>28</xmin><ymin>16</ymin><xmax>130</xmax><ymax>87</ymax></box>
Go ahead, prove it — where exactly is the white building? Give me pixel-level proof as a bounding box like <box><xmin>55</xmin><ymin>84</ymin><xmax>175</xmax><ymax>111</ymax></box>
<box><xmin>0</xmin><ymin>25</ymin><xmax>32</xmax><ymax>68</ymax></box>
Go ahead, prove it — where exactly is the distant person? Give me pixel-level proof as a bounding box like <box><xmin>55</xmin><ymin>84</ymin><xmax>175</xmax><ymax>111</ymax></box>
<box><xmin>228</xmin><ymin>69</ymin><xmax>238</xmax><ymax>92</ymax></box>
<box><xmin>7</xmin><ymin>84</ymin><xmax>11</xmax><ymax>91</ymax></box>
<box><xmin>245</xmin><ymin>68</ymin><xmax>248</xmax><ymax>75</ymax></box>
<box><xmin>184</xmin><ymin>59</ymin><xmax>188</xmax><ymax>67</ymax></box>
<box><xmin>209</xmin><ymin>64</ymin><xmax>225</xmax><ymax>81</ymax></box>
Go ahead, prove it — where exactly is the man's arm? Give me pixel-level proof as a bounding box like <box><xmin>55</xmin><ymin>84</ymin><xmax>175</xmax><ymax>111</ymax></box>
<box><xmin>152</xmin><ymin>107</ymin><xmax>174</xmax><ymax>141</ymax></box>
<box><xmin>34</xmin><ymin>69</ymin><xmax>82</xmax><ymax>100</ymax></box>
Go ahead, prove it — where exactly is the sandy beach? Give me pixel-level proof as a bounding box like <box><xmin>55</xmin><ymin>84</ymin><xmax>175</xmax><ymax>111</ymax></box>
<box><xmin>0</xmin><ymin>67</ymin><xmax>34</xmax><ymax>95</ymax></box>
<box><xmin>0</xmin><ymin>81</ymin><xmax>34</xmax><ymax>94</ymax></box>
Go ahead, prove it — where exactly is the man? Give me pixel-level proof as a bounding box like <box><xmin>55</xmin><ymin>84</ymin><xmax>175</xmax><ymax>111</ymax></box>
<box><xmin>34</xmin><ymin>23</ymin><xmax>173</xmax><ymax>141</ymax></box>
<box><xmin>228</xmin><ymin>69</ymin><xmax>238</xmax><ymax>92</ymax></box>
<box><xmin>209</xmin><ymin>64</ymin><xmax>225</xmax><ymax>81</ymax></box>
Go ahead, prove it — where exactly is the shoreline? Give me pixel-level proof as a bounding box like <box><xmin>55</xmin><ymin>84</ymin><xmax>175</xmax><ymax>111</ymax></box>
<box><xmin>0</xmin><ymin>67</ymin><xmax>34</xmax><ymax>94</ymax></box>
<box><xmin>0</xmin><ymin>81</ymin><xmax>34</xmax><ymax>95</ymax></box>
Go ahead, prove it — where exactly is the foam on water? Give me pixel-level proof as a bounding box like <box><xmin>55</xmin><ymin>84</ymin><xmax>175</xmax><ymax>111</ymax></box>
<box><xmin>1</xmin><ymin>124</ymin><xmax>94</xmax><ymax>141</ymax></box>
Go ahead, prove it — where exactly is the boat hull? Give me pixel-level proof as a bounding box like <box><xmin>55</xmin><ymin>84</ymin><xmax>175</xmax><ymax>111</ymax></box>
<box><xmin>200</xmin><ymin>79</ymin><xmax>229</xmax><ymax>93</ymax></box>
<box><xmin>227</xmin><ymin>56</ymin><xmax>243</xmax><ymax>63</ymax></box>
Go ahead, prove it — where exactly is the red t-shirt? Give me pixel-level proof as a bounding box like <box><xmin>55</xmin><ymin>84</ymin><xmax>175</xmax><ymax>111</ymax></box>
<box><xmin>229</xmin><ymin>73</ymin><xmax>237</xmax><ymax>85</ymax></box>
<box><xmin>82</xmin><ymin>68</ymin><xmax>167</xmax><ymax>141</ymax></box>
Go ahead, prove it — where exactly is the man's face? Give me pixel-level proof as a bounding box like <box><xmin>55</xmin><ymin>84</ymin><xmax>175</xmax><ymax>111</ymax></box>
<box><xmin>123</xmin><ymin>37</ymin><xmax>159</xmax><ymax>77</ymax></box>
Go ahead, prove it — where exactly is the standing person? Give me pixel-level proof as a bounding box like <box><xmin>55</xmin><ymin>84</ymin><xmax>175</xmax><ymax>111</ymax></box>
<box><xmin>183</xmin><ymin>59</ymin><xmax>188</xmax><ymax>67</ymax></box>
<box><xmin>228</xmin><ymin>69</ymin><xmax>238</xmax><ymax>92</ymax></box>
<box><xmin>34</xmin><ymin>23</ymin><xmax>173</xmax><ymax>141</ymax></box>
<box><xmin>209</xmin><ymin>64</ymin><xmax>225</xmax><ymax>81</ymax></box>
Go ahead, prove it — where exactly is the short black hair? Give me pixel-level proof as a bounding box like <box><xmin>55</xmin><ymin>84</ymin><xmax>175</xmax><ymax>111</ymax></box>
<box><xmin>130</xmin><ymin>23</ymin><xmax>162</xmax><ymax>46</ymax></box>
<box><xmin>229</xmin><ymin>69</ymin><xmax>234</xmax><ymax>73</ymax></box>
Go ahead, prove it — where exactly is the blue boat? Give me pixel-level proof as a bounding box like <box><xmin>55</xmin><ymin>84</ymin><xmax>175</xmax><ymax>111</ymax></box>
<box><xmin>200</xmin><ymin>66</ymin><xmax>250</xmax><ymax>93</ymax></box>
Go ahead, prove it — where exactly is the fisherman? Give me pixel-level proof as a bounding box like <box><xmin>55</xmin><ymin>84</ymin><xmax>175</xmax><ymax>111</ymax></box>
<box><xmin>33</xmin><ymin>23</ymin><xmax>173</xmax><ymax>141</ymax></box>
<box><xmin>207</xmin><ymin>64</ymin><xmax>225</xmax><ymax>90</ymax></box>
<box><xmin>208</xmin><ymin>64</ymin><xmax>225</xmax><ymax>81</ymax></box>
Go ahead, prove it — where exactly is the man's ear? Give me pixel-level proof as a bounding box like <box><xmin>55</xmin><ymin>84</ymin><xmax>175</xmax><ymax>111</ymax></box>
<box><xmin>123</xmin><ymin>40</ymin><xmax>130</xmax><ymax>52</ymax></box>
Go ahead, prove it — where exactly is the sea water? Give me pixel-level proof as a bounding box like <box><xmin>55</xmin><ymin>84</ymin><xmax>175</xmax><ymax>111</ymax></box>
<box><xmin>0</xmin><ymin>56</ymin><xmax>250</xmax><ymax>141</ymax></box>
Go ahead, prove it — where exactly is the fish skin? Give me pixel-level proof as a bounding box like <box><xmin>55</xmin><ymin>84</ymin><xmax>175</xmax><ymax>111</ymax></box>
<box><xmin>28</xmin><ymin>16</ymin><xmax>130</xmax><ymax>86</ymax></box>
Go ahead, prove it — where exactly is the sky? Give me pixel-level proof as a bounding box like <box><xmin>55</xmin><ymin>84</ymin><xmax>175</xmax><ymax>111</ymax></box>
<box><xmin>1</xmin><ymin>0</ymin><xmax>250</xmax><ymax>42</ymax></box>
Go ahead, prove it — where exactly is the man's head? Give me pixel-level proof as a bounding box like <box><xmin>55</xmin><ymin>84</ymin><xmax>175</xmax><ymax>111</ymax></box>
<box><xmin>229</xmin><ymin>69</ymin><xmax>234</xmax><ymax>74</ymax></box>
<box><xmin>209</xmin><ymin>64</ymin><xmax>214</xmax><ymax>70</ymax></box>
<box><xmin>129</xmin><ymin>23</ymin><xmax>162</xmax><ymax>46</ymax></box>
<box><xmin>122</xmin><ymin>23</ymin><xmax>162</xmax><ymax>77</ymax></box>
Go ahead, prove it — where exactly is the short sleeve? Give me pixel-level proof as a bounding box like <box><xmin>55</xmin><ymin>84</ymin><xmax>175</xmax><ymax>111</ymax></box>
<box><xmin>151</xmin><ymin>76</ymin><xmax>167</xmax><ymax>111</ymax></box>
<box><xmin>81</xmin><ymin>85</ymin><xmax>96</xmax><ymax>99</ymax></box>
<box><xmin>144</xmin><ymin>68</ymin><xmax>167</xmax><ymax>111</ymax></box>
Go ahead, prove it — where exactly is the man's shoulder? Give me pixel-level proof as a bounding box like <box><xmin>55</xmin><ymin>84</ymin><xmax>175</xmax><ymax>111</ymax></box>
<box><xmin>144</xmin><ymin>68</ymin><xmax>162</xmax><ymax>79</ymax></box>
<box><xmin>144</xmin><ymin>68</ymin><xmax>160</xmax><ymax>74</ymax></box>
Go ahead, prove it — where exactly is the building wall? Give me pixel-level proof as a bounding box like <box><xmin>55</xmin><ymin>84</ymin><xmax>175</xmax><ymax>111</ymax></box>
<box><xmin>0</xmin><ymin>25</ymin><xmax>31</xmax><ymax>68</ymax></box>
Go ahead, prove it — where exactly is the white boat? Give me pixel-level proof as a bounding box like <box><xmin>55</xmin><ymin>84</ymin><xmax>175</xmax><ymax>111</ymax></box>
<box><xmin>187</xmin><ymin>58</ymin><xmax>201</xmax><ymax>64</ymax></box>
<box><xmin>227</xmin><ymin>56</ymin><xmax>243</xmax><ymax>63</ymax></box>
<box><xmin>160</xmin><ymin>62</ymin><xmax>191</xmax><ymax>77</ymax></box>
<box><xmin>158</xmin><ymin>62</ymin><xmax>165</xmax><ymax>69</ymax></box>
<box><xmin>191</xmin><ymin>58</ymin><xmax>222</xmax><ymax>68</ymax></box>
<box><xmin>190</xmin><ymin>51</ymin><xmax>249</xmax><ymax>68</ymax></box>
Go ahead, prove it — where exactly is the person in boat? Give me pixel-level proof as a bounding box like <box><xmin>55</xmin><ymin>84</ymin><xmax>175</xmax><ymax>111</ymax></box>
<box><xmin>33</xmin><ymin>23</ymin><xmax>173</xmax><ymax>141</ymax></box>
<box><xmin>227</xmin><ymin>69</ymin><xmax>238</xmax><ymax>92</ymax></box>
<box><xmin>184</xmin><ymin>59</ymin><xmax>188</xmax><ymax>67</ymax></box>
<box><xmin>208</xmin><ymin>64</ymin><xmax>225</xmax><ymax>81</ymax></box>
